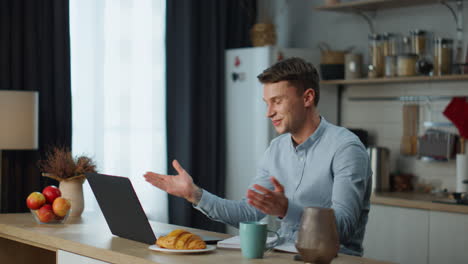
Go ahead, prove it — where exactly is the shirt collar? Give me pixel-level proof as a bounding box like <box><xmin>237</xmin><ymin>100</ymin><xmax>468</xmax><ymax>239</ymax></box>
<box><xmin>290</xmin><ymin>116</ymin><xmax>328</xmax><ymax>151</ymax></box>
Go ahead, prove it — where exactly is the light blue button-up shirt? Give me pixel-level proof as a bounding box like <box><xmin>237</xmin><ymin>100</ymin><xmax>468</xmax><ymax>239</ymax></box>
<box><xmin>194</xmin><ymin>117</ymin><xmax>372</xmax><ymax>256</ymax></box>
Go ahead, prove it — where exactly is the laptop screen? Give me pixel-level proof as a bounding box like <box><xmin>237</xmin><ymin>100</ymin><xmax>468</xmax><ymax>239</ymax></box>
<box><xmin>86</xmin><ymin>173</ymin><xmax>157</xmax><ymax>244</ymax></box>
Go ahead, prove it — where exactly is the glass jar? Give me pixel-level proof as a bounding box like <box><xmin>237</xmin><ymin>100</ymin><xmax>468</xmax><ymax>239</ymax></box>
<box><xmin>383</xmin><ymin>33</ymin><xmax>399</xmax><ymax>56</ymax></box>
<box><xmin>385</xmin><ymin>55</ymin><xmax>397</xmax><ymax>77</ymax></box>
<box><xmin>397</xmin><ymin>54</ymin><xmax>418</xmax><ymax>76</ymax></box>
<box><xmin>401</xmin><ymin>36</ymin><xmax>412</xmax><ymax>54</ymax></box>
<box><xmin>369</xmin><ymin>33</ymin><xmax>384</xmax><ymax>77</ymax></box>
<box><xmin>410</xmin><ymin>30</ymin><xmax>427</xmax><ymax>56</ymax></box>
<box><xmin>433</xmin><ymin>38</ymin><xmax>453</xmax><ymax>75</ymax></box>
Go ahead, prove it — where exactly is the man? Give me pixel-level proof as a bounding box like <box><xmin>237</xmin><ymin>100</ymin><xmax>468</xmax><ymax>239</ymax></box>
<box><xmin>144</xmin><ymin>57</ymin><xmax>372</xmax><ymax>256</ymax></box>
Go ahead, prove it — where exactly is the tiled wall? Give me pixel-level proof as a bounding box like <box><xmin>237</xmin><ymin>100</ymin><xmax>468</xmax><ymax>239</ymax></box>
<box><xmin>337</xmin><ymin>81</ymin><xmax>468</xmax><ymax>191</ymax></box>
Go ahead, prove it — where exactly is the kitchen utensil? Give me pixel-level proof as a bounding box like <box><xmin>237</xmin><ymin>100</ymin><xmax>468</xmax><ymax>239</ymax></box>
<box><xmin>240</xmin><ymin>222</ymin><xmax>280</xmax><ymax>259</ymax></box>
<box><xmin>456</xmin><ymin>153</ymin><xmax>468</xmax><ymax>192</ymax></box>
<box><xmin>433</xmin><ymin>192</ymin><xmax>468</xmax><ymax>206</ymax></box>
<box><xmin>417</xmin><ymin>129</ymin><xmax>457</xmax><ymax>160</ymax></box>
<box><xmin>295</xmin><ymin>207</ymin><xmax>339</xmax><ymax>264</ymax></box>
<box><xmin>382</xmin><ymin>33</ymin><xmax>399</xmax><ymax>56</ymax></box>
<box><xmin>397</xmin><ymin>54</ymin><xmax>418</xmax><ymax>76</ymax></box>
<box><xmin>417</xmin><ymin>58</ymin><xmax>433</xmax><ymax>75</ymax></box>
<box><xmin>453</xmin><ymin>63</ymin><xmax>468</xmax><ymax>74</ymax></box>
<box><xmin>410</xmin><ymin>30</ymin><xmax>427</xmax><ymax>56</ymax></box>
<box><xmin>368</xmin><ymin>146</ymin><xmax>391</xmax><ymax>192</ymax></box>
<box><xmin>369</xmin><ymin>33</ymin><xmax>384</xmax><ymax>77</ymax></box>
<box><xmin>385</xmin><ymin>55</ymin><xmax>397</xmax><ymax>77</ymax></box>
<box><xmin>434</xmin><ymin>38</ymin><xmax>453</xmax><ymax>75</ymax></box>
<box><xmin>401</xmin><ymin>104</ymin><xmax>419</xmax><ymax>155</ymax></box>
<box><xmin>345</xmin><ymin>53</ymin><xmax>362</xmax><ymax>80</ymax></box>
<box><xmin>318</xmin><ymin>42</ymin><xmax>351</xmax><ymax>65</ymax></box>
<box><xmin>465</xmin><ymin>44</ymin><xmax>468</xmax><ymax>73</ymax></box>
<box><xmin>320</xmin><ymin>64</ymin><xmax>344</xmax><ymax>80</ymax></box>
<box><xmin>320</xmin><ymin>50</ymin><xmax>345</xmax><ymax>64</ymax></box>
<box><xmin>391</xmin><ymin>173</ymin><xmax>414</xmax><ymax>192</ymax></box>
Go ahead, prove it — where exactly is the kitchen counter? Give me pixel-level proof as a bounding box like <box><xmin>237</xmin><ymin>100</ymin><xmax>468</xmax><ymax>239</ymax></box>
<box><xmin>372</xmin><ymin>192</ymin><xmax>468</xmax><ymax>214</ymax></box>
<box><xmin>0</xmin><ymin>212</ymin><xmax>393</xmax><ymax>264</ymax></box>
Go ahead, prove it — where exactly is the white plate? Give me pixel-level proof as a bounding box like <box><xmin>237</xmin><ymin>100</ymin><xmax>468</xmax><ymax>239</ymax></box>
<box><xmin>148</xmin><ymin>244</ymin><xmax>216</xmax><ymax>254</ymax></box>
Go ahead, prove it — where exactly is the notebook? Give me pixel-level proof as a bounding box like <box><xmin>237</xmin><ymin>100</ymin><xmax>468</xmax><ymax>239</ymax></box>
<box><xmin>217</xmin><ymin>235</ymin><xmax>298</xmax><ymax>253</ymax></box>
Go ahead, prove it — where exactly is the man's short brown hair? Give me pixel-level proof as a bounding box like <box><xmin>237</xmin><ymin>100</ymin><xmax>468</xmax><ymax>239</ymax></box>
<box><xmin>257</xmin><ymin>57</ymin><xmax>320</xmax><ymax>106</ymax></box>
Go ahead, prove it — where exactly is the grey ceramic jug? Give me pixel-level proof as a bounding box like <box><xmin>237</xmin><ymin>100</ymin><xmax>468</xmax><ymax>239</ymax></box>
<box><xmin>295</xmin><ymin>207</ymin><xmax>340</xmax><ymax>264</ymax></box>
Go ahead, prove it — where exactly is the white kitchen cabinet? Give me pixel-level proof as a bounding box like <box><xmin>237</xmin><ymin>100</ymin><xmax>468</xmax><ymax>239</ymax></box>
<box><xmin>428</xmin><ymin>211</ymin><xmax>468</xmax><ymax>264</ymax></box>
<box><xmin>363</xmin><ymin>204</ymin><xmax>430</xmax><ymax>264</ymax></box>
<box><xmin>57</xmin><ymin>250</ymin><xmax>110</xmax><ymax>264</ymax></box>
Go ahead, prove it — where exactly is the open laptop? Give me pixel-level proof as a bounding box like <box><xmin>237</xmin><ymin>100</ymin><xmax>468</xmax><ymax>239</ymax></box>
<box><xmin>86</xmin><ymin>172</ymin><xmax>221</xmax><ymax>245</ymax></box>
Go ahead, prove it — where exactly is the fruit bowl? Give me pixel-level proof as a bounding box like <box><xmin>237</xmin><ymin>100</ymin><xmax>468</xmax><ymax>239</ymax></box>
<box><xmin>30</xmin><ymin>208</ymin><xmax>71</xmax><ymax>225</ymax></box>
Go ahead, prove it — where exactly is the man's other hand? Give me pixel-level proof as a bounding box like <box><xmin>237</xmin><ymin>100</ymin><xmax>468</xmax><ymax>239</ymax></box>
<box><xmin>246</xmin><ymin>176</ymin><xmax>288</xmax><ymax>218</ymax></box>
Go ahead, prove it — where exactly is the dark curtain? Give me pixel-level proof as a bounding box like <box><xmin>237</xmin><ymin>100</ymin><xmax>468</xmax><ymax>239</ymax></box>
<box><xmin>0</xmin><ymin>0</ymin><xmax>72</xmax><ymax>213</ymax></box>
<box><xmin>166</xmin><ymin>0</ymin><xmax>256</xmax><ymax>232</ymax></box>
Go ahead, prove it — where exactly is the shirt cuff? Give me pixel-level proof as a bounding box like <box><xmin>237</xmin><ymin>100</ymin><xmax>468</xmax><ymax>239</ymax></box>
<box><xmin>192</xmin><ymin>189</ymin><xmax>214</xmax><ymax>213</ymax></box>
<box><xmin>281</xmin><ymin>199</ymin><xmax>303</xmax><ymax>226</ymax></box>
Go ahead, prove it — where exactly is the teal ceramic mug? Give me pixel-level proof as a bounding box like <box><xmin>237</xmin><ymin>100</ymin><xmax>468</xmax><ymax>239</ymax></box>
<box><xmin>239</xmin><ymin>221</ymin><xmax>280</xmax><ymax>259</ymax></box>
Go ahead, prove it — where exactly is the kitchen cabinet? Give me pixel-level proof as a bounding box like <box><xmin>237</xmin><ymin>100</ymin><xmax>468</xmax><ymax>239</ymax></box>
<box><xmin>428</xmin><ymin>211</ymin><xmax>468</xmax><ymax>264</ymax></box>
<box><xmin>0</xmin><ymin>236</ymin><xmax>55</xmax><ymax>264</ymax></box>
<box><xmin>363</xmin><ymin>204</ymin><xmax>430</xmax><ymax>264</ymax></box>
<box><xmin>57</xmin><ymin>250</ymin><xmax>110</xmax><ymax>264</ymax></box>
<box><xmin>364</xmin><ymin>204</ymin><xmax>468</xmax><ymax>264</ymax></box>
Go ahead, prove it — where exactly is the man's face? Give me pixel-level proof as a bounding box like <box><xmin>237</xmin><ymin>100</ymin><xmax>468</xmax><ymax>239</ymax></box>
<box><xmin>263</xmin><ymin>81</ymin><xmax>307</xmax><ymax>135</ymax></box>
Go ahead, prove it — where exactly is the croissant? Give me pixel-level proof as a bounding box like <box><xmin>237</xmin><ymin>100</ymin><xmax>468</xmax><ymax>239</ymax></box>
<box><xmin>156</xmin><ymin>229</ymin><xmax>206</xmax><ymax>250</ymax></box>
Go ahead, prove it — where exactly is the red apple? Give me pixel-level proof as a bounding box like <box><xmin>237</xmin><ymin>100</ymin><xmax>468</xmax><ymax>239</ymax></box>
<box><xmin>52</xmin><ymin>197</ymin><xmax>71</xmax><ymax>218</ymax></box>
<box><xmin>42</xmin><ymin>185</ymin><xmax>61</xmax><ymax>204</ymax></box>
<box><xmin>37</xmin><ymin>204</ymin><xmax>55</xmax><ymax>223</ymax></box>
<box><xmin>26</xmin><ymin>192</ymin><xmax>46</xmax><ymax>210</ymax></box>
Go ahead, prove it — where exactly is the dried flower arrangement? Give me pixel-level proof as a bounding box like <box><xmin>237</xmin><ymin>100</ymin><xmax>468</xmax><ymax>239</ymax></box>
<box><xmin>38</xmin><ymin>147</ymin><xmax>97</xmax><ymax>182</ymax></box>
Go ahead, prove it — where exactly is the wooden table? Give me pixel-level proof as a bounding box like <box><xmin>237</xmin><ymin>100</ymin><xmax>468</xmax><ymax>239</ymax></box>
<box><xmin>0</xmin><ymin>212</ymin><xmax>393</xmax><ymax>264</ymax></box>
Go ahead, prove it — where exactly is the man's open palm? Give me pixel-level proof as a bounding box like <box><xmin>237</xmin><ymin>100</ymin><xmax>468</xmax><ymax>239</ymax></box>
<box><xmin>144</xmin><ymin>160</ymin><xmax>195</xmax><ymax>200</ymax></box>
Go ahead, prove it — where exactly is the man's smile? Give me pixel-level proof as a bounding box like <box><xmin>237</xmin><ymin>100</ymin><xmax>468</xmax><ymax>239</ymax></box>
<box><xmin>272</xmin><ymin>119</ymin><xmax>282</xmax><ymax>126</ymax></box>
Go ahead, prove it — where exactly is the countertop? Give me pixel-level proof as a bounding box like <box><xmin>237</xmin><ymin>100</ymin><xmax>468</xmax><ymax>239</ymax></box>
<box><xmin>372</xmin><ymin>192</ymin><xmax>468</xmax><ymax>214</ymax></box>
<box><xmin>0</xmin><ymin>212</ymin><xmax>393</xmax><ymax>264</ymax></box>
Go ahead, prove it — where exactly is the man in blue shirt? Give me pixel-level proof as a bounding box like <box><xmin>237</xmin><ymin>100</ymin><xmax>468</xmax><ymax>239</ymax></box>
<box><xmin>144</xmin><ymin>57</ymin><xmax>372</xmax><ymax>256</ymax></box>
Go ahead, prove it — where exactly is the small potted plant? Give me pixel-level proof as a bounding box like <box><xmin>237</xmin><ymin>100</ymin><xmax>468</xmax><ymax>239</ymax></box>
<box><xmin>38</xmin><ymin>147</ymin><xmax>97</xmax><ymax>217</ymax></box>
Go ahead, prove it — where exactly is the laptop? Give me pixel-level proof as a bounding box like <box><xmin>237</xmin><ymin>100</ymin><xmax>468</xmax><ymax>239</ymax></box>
<box><xmin>86</xmin><ymin>172</ymin><xmax>221</xmax><ymax>245</ymax></box>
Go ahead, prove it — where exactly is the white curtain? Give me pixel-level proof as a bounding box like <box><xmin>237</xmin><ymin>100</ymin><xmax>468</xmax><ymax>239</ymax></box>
<box><xmin>70</xmin><ymin>0</ymin><xmax>167</xmax><ymax>222</ymax></box>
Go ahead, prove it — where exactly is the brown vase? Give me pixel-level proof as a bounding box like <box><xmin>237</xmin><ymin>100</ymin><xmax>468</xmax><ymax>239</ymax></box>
<box><xmin>59</xmin><ymin>178</ymin><xmax>85</xmax><ymax>217</ymax></box>
<box><xmin>295</xmin><ymin>207</ymin><xmax>340</xmax><ymax>264</ymax></box>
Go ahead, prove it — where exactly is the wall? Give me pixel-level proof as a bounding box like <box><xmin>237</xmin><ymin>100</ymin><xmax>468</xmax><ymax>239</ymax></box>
<box><xmin>259</xmin><ymin>0</ymin><xmax>468</xmax><ymax>191</ymax></box>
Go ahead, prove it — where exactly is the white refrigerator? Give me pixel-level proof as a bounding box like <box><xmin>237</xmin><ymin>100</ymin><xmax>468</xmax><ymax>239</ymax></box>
<box><xmin>224</xmin><ymin>46</ymin><xmax>337</xmax><ymax>234</ymax></box>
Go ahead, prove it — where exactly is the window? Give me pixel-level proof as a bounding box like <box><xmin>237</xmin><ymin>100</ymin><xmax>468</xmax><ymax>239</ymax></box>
<box><xmin>70</xmin><ymin>0</ymin><xmax>167</xmax><ymax>222</ymax></box>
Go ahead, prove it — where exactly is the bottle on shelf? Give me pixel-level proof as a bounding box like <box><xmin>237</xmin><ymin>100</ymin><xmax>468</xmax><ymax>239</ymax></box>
<box><xmin>433</xmin><ymin>38</ymin><xmax>453</xmax><ymax>76</ymax></box>
<box><xmin>368</xmin><ymin>33</ymin><xmax>384</xmax><ymax>78</ymax></box>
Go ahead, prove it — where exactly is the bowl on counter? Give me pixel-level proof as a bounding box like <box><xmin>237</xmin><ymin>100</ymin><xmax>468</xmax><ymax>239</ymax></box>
<box><xmin>31</xmin><ymin>207</ymin><xmax>71</xmax><ymax>225</ymax></box>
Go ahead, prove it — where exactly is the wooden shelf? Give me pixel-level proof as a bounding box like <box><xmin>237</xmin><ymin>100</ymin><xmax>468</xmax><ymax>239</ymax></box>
<box><xmin>320</xmin><ymin>74</ymin><xmax>468</xmax><ymax>85</ymax></box>
<box><xmin>314</xmin><ymin>0</ymin><xmax>458</xmax><ymax>12</ymax></box>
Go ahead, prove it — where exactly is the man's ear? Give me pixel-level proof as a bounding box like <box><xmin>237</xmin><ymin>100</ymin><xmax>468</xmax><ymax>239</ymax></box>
<box><xmin>303</xmin><ymin>88</ymin><xmax>315</xmax><ymax>107</ymax></box>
